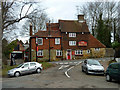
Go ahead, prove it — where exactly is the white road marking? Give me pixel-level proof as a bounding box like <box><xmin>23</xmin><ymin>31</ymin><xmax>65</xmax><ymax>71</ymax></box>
<box><xmin>65</xmin><ymin>71</ymin><xmax>70</xmax><ymax>78</ymax></box>
<box><xmin>65</xmin><ymin>61</ymin><xmax>82</xmax><ymax>78</ymax></box>
<box><xmin>58</xmin><ymin>65</ymin><xmax>64</xmax><ymax>70</ymax></box>
<box><xmin>59</xmin><ymin>65</ymin><xmax>70</xmax><ymax>70</ymax></box>
<box><xmin>64</xmin><ymin>62</ymin><xmax>68</xmax><ymax>64</ymax></box>
<box><xmin>59</xmin><ymin>63</ymin><xmax>63</xmax><ymax>64</ymax></box>
<box><xmin>64</xmin><ymin>65</ymin><xmax>70</xmax><ymax>68</ymax></box>
<box><xmin>65</xmin><ymin>66</ymin><xmax>74</xmax><ymax>78</ymax></box>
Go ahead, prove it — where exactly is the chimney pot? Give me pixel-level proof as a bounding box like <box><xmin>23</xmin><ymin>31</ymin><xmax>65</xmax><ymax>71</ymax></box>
<box><xmin>78</xmin><ymin>15</ymin><xmax>84</xmax><ymax>22</ymax></box>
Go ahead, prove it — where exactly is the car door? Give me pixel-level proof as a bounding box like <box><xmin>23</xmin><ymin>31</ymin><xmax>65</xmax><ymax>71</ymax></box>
<box><xmin>20</xmin><ymin>63</ymin><xmax>30</xmax><ymax>74</ymax></box>
<box><xmin>110</xmin><ymin>64</ymin><xmax>119</xmax><ymax>79</ymax></box>
<box><xmin>29</xmin><ymin>62</ymin><xmax>37</xmax><ymax>72</ymax></box>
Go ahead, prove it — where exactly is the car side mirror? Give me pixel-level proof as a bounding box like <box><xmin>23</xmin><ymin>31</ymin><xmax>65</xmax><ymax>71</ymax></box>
<box><xmin>22</xmin><ymin>66</ymin><xmax>24</xmax><ymax>68</ymax></box>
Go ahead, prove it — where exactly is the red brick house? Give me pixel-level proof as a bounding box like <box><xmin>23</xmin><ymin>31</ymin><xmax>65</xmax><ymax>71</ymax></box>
<box><xmin>10</xmin><ymin>40</ymin><xmax>25</xmax><ymax>65</ymax></box>
<box><xmin>29</xmin><ymin>15</ymin><xmax>106</xmax><ymax>62</ymax></box>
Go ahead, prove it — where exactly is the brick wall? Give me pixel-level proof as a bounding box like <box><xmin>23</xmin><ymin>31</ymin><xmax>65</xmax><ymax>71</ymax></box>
<box><xmin>31</xmin><ymin>37</ymin><xmax>61</xmax><ymax>50</ymax></box>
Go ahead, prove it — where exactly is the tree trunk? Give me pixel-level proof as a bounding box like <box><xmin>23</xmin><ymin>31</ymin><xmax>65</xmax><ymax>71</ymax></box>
<box><xmin>0</xmin><ymin>2</ymin><xmax>3</xmax><ymax>68</ymax></box>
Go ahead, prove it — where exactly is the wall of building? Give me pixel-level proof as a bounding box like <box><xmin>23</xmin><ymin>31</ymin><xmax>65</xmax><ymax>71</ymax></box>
<box><xmin>31</xmin><ymin>49</ymin><xmax>62</xmax><ymax>62</ymax></box>
<box><xmin>61</xmin><ymin>32</ymin><xmax>90</xmax><ymax>50</ymax></box>
<box><xmin>91</xmin><ymin>48</ymin><xmax>106</xmax><ymax>58</ymax></box>
<box><xmin>105</xmin><ymin>48</ymin><xmax>115</xmax><ymax>57</ymax></box>
<box><xmin>31</xmin><ymin>37</ymin><xmax>62</xmax><ymax>50</ymax></box>
<box><xmin>31</xmin><ymin>48</ymin><xmax>106</xmax><ymax>61</ymax></box>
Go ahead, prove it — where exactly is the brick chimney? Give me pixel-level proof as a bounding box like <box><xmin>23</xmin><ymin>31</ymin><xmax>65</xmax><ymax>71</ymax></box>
<box><xmin>30</xmin><ymin>23</ymin><xmax>32</xmax><ymax>36</ymax></box>
<box><xmin>78</xmin><ymin>15</ymin><xmax>85</xmax><ymax>22</ymax></box>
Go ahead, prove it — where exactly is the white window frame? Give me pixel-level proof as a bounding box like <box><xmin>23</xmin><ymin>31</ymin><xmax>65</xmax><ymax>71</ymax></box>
<box><xmin>87</xmin><ymin>49</ymin><xmax>90</xmax><ymax>53</ymax></box>
<box><xmin>37</xmin><ymin>50</ymin><xmax>43</xmax><ymax>56</ymax></box>
<box><xmin>55</xmin><ymin>38</ymin><xmax>60</xmax><ymax>45</ymax></box>
<box><xmin>69</xmin><ymin>41</ymin><xmax>76</xmax><ymax>46</ymax></box>
<box><xmin>69</xmin><ymin>33</ymin><xmax>76</xmax><ymax>37</ymax></box>
<box><xmin>95</xmin><ymin>48</ymin><xmax>100</xmax><ymax>51</ymax></box>
<box><xmin>38</xmin><ymin>38</ymin><xmax>43</xmax><ymax>45</ymax></box>
<box><xmin>75</xmin><ymin>50</ymin><xmax>83</xmax><ymax>55</ymax></box>
<box><xmin>56</xmin><ymin>50</ymin><xmax>62</xmax><ymax>56</ymax></box>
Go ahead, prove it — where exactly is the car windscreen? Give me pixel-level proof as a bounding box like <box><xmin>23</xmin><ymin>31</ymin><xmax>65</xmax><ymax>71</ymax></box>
<box><xmin>88</xmin><ymin>60</ymin><xmax>101</xmax><ymax>66</ymax></box>
<box><xmin>16</xmin><ymin>63</ymin><xmax>23</xmax><ymax>68</ymax></box>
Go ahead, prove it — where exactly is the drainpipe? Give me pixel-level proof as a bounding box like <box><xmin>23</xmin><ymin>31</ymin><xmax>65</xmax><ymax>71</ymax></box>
<box><xmin>36</xmin><ymin>36</ymin><xmax>38</xmax><ymax>62</ymax></box>
<box><xmin>48</xmin><ymin>20</ymin><xmax>51</xmax><ymax>62</ymax></box>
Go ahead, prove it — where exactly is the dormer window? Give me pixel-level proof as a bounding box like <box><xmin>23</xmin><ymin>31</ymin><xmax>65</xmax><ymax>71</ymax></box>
<box><xmin>69</xmin><ymin>33</ymin><xmax>76</xmax><ymax>37</ymax></box>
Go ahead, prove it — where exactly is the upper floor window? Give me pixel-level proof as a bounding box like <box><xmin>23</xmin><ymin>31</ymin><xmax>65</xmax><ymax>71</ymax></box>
<box><xmin>56</xmin><ymin>50</ymin><xmax>62</xmax><ymax>56</ymax></box>
<box><xmin>69</xmin><ymin>33</ymin><xmax>76</xmax><ymax>37</ymax></box>
<box><xmin>69</xmin><ymin>41</ymin><xmax>76</xmax><ymax>46</ymax></box>
<box><xmin>55</xmin><ymin>38</ymin><xmax>60</xmax><ymax>44</ymax></box>
<box><xmin>37</xmin><ymin>50</ymin><xmax>43</xmax><ymax>56</ymax></box>
<box><xmin>75</xmin><ymin>50</ymin><xmax>83</xmax><ymax>55</ymax></box>
<box><xmin>95</xmin><ymin>48</ymin><xmax>100</xmax><ymax>51</ymax></box>
<box><xmin>38</xmin><ymin>38</ymin><xmax>43</xmax><ymax>45</ymax></box>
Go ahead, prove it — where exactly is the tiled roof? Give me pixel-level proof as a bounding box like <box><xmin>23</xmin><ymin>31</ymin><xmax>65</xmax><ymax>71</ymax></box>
<box><xmin>32</xmin><ymin>30</ymin><xmax>61</xmax><ymax>37</ymax></box>
<box><xmin>59</xmin><ymin>20</ymin><xmax>90</xmax><ymax>32</ymax></box>
<box><xmin>88</xmin><ymin>34</ymin><xmax>106</xmax><ymax>48</ymax></box>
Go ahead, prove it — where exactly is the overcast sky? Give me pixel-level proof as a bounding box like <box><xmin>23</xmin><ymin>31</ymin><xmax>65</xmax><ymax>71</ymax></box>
<box><xmin>41</xmin><ymin>0</ymin><xmax>85</xmax><ymax>22</ymax></box>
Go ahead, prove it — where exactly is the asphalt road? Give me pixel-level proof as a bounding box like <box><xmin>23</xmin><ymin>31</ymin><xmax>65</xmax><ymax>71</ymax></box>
<box><xmin>2</xmin><ymin>62</ymin><xmax>120</xmax><ymax>88</ymax></box>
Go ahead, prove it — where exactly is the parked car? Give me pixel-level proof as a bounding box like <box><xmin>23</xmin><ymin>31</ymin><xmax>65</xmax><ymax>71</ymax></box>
<box><xmin>82</xmin><ymin>59</ymin><xmax>104</xmax><ymax>75</ymax></box>
<box><xmin>8</xmin><ymin>62</ymin><xmax>43</xmax><ymax>77</ymax></box>
<box><xmin>105</xmin><ymin>62</ymin><xmax>120</xmax><ymax>82</ymax></box>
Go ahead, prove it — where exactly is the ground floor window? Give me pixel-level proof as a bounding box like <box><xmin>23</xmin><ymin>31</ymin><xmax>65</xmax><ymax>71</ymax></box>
<box><xmin>75</xmin><ymin>50</ymin><xmax>83</xmax><ymax>55</ymax></box>
<box><xmin>56</xmin><ymin>50</ymin><xmax>62</xmax><ymax>56</ymax></box>
<box><xmin>37</xmin><ymin>50</ymin><xmax>43</xmax><ymax>56</ymax></box>
<box><xmin>87</xmin><ymin>49</ymin><xmax>90</xmax><ymax>53</ymax></box>
<box><xmin>95</xmin><ymin>48</ymin><xmax>100</xmax><ymax>51</ymax></box>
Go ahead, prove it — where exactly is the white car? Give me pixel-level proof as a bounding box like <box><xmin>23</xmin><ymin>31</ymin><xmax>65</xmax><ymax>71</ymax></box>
<box><xmin>8</xmin><ymin>62</ymin><xmax>43</xmax><ymax>77</ymax></box>
<box><xmin>82</xmin><ymin>59</ymin><xmax>104</xmax><ymax>75</ymax></box>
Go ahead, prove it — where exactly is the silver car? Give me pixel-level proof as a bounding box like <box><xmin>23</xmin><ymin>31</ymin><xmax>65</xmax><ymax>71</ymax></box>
<box><xmin>8</xmin><ymin>62</ymin><xmax>43</xmax><ymax>77</ymax></box>
<box><xmin>82</xmin><ymin>59</ymin><xmax>104</xmax><ymax>75</ymax></box>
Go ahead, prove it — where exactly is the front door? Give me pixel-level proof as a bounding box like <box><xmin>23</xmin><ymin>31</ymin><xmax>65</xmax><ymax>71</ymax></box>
<box><xmin>67</xmin><ymin>50</ymin><xmax>71</xmax><ymax>60</ymax></box>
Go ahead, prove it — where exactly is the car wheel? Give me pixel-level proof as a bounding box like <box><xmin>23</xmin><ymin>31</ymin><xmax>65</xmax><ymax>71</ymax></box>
<box><xmin>82</xmin><ymin>67</ymin><xmax>84</xmax><ymax>72</ymax></box>
<box><xmin>14</xmin><ymin>72</ymin><xmax>20</xmax><ymax>77</ymax></box>
<box><xmin>36</xmin><ymin>68</ymin><xmax>41</xmax><ymax>73</ymax></box>
<box><xmin>86</xmin><ymin>68</ymin><xmax>89</xmax><ymax>74</ymax></box>
<box><xmin>106</xmin><ymin>74</ymin><xmax>112</xmax><ymax>82</ymax></box>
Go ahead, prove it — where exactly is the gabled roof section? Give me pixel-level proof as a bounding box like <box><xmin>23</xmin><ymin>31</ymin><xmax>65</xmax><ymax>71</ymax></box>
<box><xmin>59</xmin><ymin>20</ymin><xmax>90</xmax><ymax>32</ymax></box>
<box><xmin>88</xmin><ymin>34</ymin><xmax>106</xmax><ymax>48</ymax></box>
<box><xmin>32</xmin><ymin>30</ymin><xmax>61</xmax><ymax>38</ymax></box>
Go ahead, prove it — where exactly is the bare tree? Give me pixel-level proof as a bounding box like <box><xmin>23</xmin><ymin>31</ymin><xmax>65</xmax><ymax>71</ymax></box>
<box><xmin>79</xmin><ymin>2</ymin><xmax>103</xmax><ymax>37</ymax></box>
<box><xmin>79</xmin><ymin>1</ymin><xmax>118</xmax><ymax>41</ymax></box>
<box><xmin>22</xmin><ymin>10</ymin><xmax>49</xmax><ymax>36</ymax></box>
<box><xmin>1</xmin><ymin>1</ymin><xmax>42</xmax><ymax>39</ymax></box>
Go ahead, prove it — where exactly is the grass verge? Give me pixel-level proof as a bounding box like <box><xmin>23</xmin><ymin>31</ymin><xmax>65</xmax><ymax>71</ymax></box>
<box><xmin>2</xmin><ymin>62</ymin><xmax>55</xmax><ymax>77</ymax></box>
